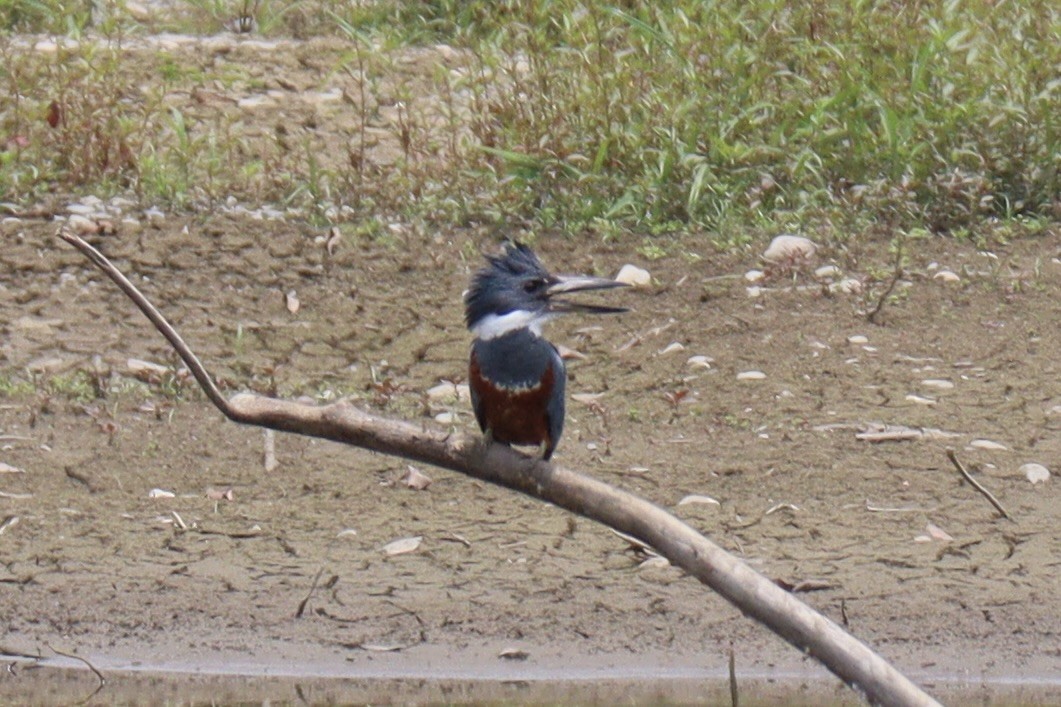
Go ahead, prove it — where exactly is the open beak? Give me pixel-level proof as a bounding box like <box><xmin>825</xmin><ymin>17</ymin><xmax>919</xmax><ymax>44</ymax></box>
<box><xmin>546</xmin><ymin>275</ymin><xmax>629</xmax><ymax>315</ymax></box>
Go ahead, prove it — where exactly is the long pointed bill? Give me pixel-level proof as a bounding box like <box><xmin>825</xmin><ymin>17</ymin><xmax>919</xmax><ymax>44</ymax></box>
<box><xmin>546</xmin><ymin>275</ymin><xmax>629</xmax><ymax>315</ymax></box>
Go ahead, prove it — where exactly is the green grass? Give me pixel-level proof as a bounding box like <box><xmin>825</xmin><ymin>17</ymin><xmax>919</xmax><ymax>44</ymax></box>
<box><xmin>0</xmin><ymin>0</ymin><xmax>1057</xmax><ymax>242</ymax></box>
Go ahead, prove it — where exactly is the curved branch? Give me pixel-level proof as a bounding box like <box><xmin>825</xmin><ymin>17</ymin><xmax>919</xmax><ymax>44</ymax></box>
<box><xmin>59</xmin><ymin>231</ymin><xmax>939</xmax><ymax>707</ymax></box>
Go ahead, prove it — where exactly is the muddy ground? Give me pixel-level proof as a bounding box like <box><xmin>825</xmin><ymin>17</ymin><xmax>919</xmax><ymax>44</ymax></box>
<box><xmin>1</xmin><ymin>216</ymin><xmax>1058</xmax><ymax>703</ymax></box>
<box><xmin>1</xmin><ymin>34</ymin><xmax>1059</xmax><ymax>706</ymax></box>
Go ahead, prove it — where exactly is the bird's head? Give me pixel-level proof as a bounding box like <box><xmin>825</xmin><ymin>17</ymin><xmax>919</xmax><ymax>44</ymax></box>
<box><xmin>465</xmin><ymin>242</ymin><xmax>627</xmax><ymax>340</ymax></box>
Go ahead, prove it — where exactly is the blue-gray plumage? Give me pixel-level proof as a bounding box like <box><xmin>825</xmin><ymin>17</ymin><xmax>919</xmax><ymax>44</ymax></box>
<box><xmin>465</xmin><ymin>242</ymin><xmax>627</xmax><ymax>459</ymax></box>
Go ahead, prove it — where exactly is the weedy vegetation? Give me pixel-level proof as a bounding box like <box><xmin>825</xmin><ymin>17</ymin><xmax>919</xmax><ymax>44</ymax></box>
<box><xmin>0</xmin><ymin>0</ymin><xmax>1057</xmax><ymax>244</ymax></box>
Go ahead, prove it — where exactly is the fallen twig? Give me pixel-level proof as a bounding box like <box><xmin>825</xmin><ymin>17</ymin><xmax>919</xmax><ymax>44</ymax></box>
<box><xmin>946</xmin><ymin>449</ymin><xmax>1013</xmax><ymax>521</ymax></box>
<box><xmin>729</xmin><ymin>642</ymin><xmax>739</xmax><ymax>707</ymax></box>
<box><xmin>47</xmin><ymin>642</ymin><xmax>105</xmax><ymax>688</ymax></box>
<box><xmin>867</xmin><ymin>241</ymin><xmax>904</xmax><ymax>324</ymax></box>
<box><xmin>296</xmin><ymin>566</ymin><xmax>325</xmax><ymax>619</ymax></box>
<box><xmin>59</xmin><ymin>230</ymin><xmax>940</xmax><ymax>707</ymax></box>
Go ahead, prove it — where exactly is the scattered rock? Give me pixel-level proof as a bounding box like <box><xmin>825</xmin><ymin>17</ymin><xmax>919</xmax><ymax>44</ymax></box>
<box><xmin>686</xmin><ymin>355</ymin><xmax>713</xmax><ymax>369</ymax></box>
<box><xmin>905</xmin><ymin>394</ymin><xmax>936</xmax><ymax>406</ymax></box>
<box><xmin>829</xmin><ymin>278</ymin><xmax>863</xmax><ymax>294</ymax></box>
<box><xmin>969</xmin><ymin>439</ymin><xmax>1007</xmax><ymax>451</ymax></box>
<box><xmin>921</xmin><ymin>379</ymin><xmax>954</xmax><ymax>390</ymax></box>
<box><xmin>933</xmin><ymin>270</ymin><xmax>960</xmax><ymax>283</ymax></box>
<box><xmin>1020</xmin><ymin>463</ymin><xmax>1050</xmax><ymax>484</ymax></box>
<box><xmin>736</xmin><ymin>370</ymin><xmax>766</xmax><ymax>381</ymax></box>
<box><xmin>847</xmin><ymin>334</ymin><xmax>869</xmax><ymax>345</ymax></box>
<box><xmin>426</xmin><ymin>381</ymin><xmax>467</xmax><ymax>403</ymax></box>
<box><xmin>744</xmin><ymin>269</ymin><xmax>764</xmax><ymax>283</ymax></box>
<box><xmin>556</xmin><ymin>344</ymin><xmax>586</xmax><ymax>360</ymax></box>
<box><xmin>614</xmin><ymin>264</ymin><xmax>651</xmax><ymax>287</ymax></box>
<box><xmin>148</xmin><ymin>488</ymin><xmax>175</xmax><ymax>499</ymax></box>
<box><xmin>498</xmin><ymin>647</ymin><xmax>530</xmax><ymax>661</ymax></box>
<box><xmin>401</xmin><ymin>465</ymin><xmax>433</xmax><ymax>490</ymax></box>
<box><xmin>284</xmin><ymin>290</ymin><xmax>300</xmax><ymax>314</ymax></box>
<box><xmin>677</xmin><ymin>494</ymin><xmax>721</xmax><ymax>507</ymax></box>
<box><xmin>814</xmin><ymin>265</ymin><xmax>841</xmax><ymax>279</ymax></box>
<box><xmin>382</xmin><ymin>536</ymin><xmax>422</xmax><ymax>556</ymax></box>
<box><xmin>762</xmin><ymin>234</ymin><xmax>817</xmax><ymax>263</ymax></box>
<box><xmin>658</xmin><ymin>342</ymin><xmax>684</xmax><ymax>355</ymax></box>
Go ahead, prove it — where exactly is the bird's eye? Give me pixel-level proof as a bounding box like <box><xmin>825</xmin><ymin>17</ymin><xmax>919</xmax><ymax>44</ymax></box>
<box><xmin>523</xmin><ymin>278</ymin><xmax>545</xmax><ymax>293</ymax></box>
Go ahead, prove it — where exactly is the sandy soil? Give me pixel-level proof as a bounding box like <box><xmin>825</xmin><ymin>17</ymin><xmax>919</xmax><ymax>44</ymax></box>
<box><xmin>1</xmin><ymin>32</ymin><xmax>1059</xmax><ymax>705</ymax></box>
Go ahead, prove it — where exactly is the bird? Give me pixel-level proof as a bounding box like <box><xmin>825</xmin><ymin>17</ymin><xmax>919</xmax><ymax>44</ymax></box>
<box><xmin>464</xmin><ymin>242</ymin><xmax>627</xmax><ymax>460</ymax></box>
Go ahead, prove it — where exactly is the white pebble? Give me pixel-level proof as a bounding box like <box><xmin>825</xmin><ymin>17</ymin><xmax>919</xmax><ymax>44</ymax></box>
<box><xmin>969</xmin><ymin>439</ymin><xmax>1007</xmax><ymax>451</ymax></box>
<box><xmin>736</xmin><ymin>370</ymin><xmax>766</xmax><ymax>381</ymax></box>
<box><xmin>763</xmin><ymin>234</ymin><xmax>817</xmax><ymax>263</ymax></box>
<box><xmin>148</xmin><ymin>488</ymin><xmax>175</xmax><ymax>499</ymax></box>
<box><xmin>921</xmin><ymin>379</ymin><xmax>954</xmax><ymax>390</ymax></box>
<box><xmin>67</xmin><ymin>203</ymin><xmax>96</xmax><ymax>216</ymax></box>
<box><xmin>614</xmin><ymin>264</ymin><xmax>651</xmax><ymax>287</ymax></box>
<box><xmin>829</xmin><ymin>278</ymin><xmax>863</xmax><ymax>294</ymax></box>
<box><xmin>933</xmin><ymin>270</ymin><xmax>960</xmax><ymax>283</ymax></box>
<box><xmin>658</xmin><ymin>342</ymin><xmax>685</xmax><ymax>355</ymax></box>
<box><xmin>1020</xmin><ymin>463</ymin><xmax>1050</xmax><ymax>484</ymax></box>
<box><xmin>847</xmin><ymin>335</ymin><xmax>869</xmax><ymax>345</ymax></box>
<box><xmin>686</xmin><ymin>355</ymin><xmax>713</xmax><ymax>369</ymax></box>
<box><xmin>814</xmin><ymin>265</ymin><xmax>841</xmax><ymax>279</ymax></box>
<box><xmin>905</xmin><ymin>394</ymin><xmax>936</xmax><ymax>406</ymax></box>
<box><xmin>744</xmin><ymin>269</ymin><xmax>765</xmax><ymax>283</ymax></box>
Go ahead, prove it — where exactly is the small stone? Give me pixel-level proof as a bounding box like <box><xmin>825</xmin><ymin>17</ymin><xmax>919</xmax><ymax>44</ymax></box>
<box><xmin>763</xmin><ymin>234</ymin><xmax>817</xmax><ymax>263</ymax></box>
<box><xmin>148</xmin><ymin>488</ymin><xmax>175</xmax><ymax>499</ymax></box>
<box><xmin>736</xmin><ymin>370</ymin><xmax>766</xmax><ymax>381</ymax></box>
<box><xmin>686</xmin><ymin>355</ymin><xmax>713</xmax><ymax>369</ymax></box>
<box><xmin>847</xmin><ymin>335</ymin><xmax>869</xmax><ymax>345</ymax></box>
<box><xmin>658</xmin><ymin>342</ymin><xmax>685</xmax><ymax>355</ymax></box>
<box><xmin>143</xmin><ymin>207</ymin><xmax>165</xmax><ymax>224</ymax></box>
<box><xmin>921</xmin><ymin>379</ymin><xmax>954</xmax><ymax>390</ymax></box>
<box><xmin>814</xmin><ymin>265</ymin><xmax>841</xmax><ymax>279</ymax></box>
<box><xmin>933</xmin><ymin>270</ymin><xmax>960</xmax><ymax>283</ymax></box>
<box><xmin>1020</xmin><ymin>463</ymin><xmax>1049</xmax><ymax>484</ymax></box>
<box><xmin>614</xmin><ymin>264</ymin><xmax>651</xmax><ymax>287</ymax></box>
<box><xmin>905</xmin><ymin>394</ymin><xmax>936</xmax><ymax>406</ymax></box>
<box><xmin>677</xmin><ymin>494</ymin><xmax>720</xmax><ymax>507</ymax></box>
<box><xmin>969</xmin><ymin>439</ymin><xmax>1007</xmax><ymax>451</ymax></box>
<box><xmin>426</xmin><ymin>381</ymin><xmax>465</xmax><ymax>403</ymax></box>
<box><xmin>400</xmin><ymin>465</ymin><xmax>433</xmax><ymax>490</ymax></box>
<box><xmin>382</xmin><ymin>536</ymin><xmax>422</xmax><ymax>556</ymax></box>
<box><xmin>744</xmin><ymin>269</ymin><xmax>765</xmax><ymax>283</ymax></box>
<box><xmin>434</xmin><ymin>412</ymin><xmax>458</xmax><ymax>424</ymax></box>
<box><xmin>829</xmin><ymin>278</ymin><xmax>863</xmax><ymax>294</ymax></box>
<box><xmin>66</xmin><ymin>214</ymin><xmax>99</xmax><ymax>235</ymax></box>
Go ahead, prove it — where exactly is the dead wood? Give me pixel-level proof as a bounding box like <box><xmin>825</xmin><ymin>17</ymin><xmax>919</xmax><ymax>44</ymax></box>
<box><xmin>59</xmin><ymin>231</ymin><xmax>939</xmax><ymax>707</ymax></box>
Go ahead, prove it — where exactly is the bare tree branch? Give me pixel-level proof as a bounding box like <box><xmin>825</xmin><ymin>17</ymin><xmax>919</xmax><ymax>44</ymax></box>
<box><xmin>58</xmin><ymin>231</ymin><xmax>940</xmax><ymax>707</ymax></box>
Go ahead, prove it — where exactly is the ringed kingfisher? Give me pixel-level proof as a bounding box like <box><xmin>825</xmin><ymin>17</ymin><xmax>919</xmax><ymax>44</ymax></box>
<box><xmin>465</xmin><ymin>242</ymin><xmax>627</xmax><ymax>460</ymax></box>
